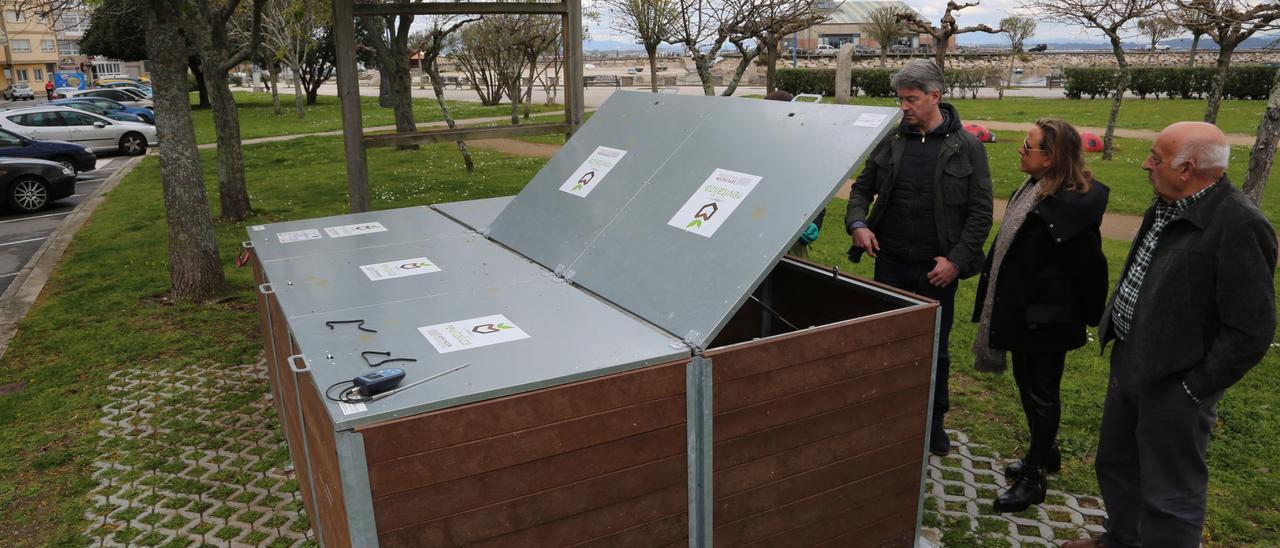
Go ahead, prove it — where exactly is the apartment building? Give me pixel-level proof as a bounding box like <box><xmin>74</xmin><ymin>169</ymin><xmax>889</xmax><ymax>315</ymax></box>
<box><xmin>0</xmin><ymin>5</ymin><xmax>59</xmax><ymax>89</ymax></box>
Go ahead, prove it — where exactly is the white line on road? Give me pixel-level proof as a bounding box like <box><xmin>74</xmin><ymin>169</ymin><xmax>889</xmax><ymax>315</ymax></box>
<box><xmin>0</xmin><ymin>211</ymin><xmax>70</xmax><ymax>223</ymax></box>
<box><xmin>0</xmin><ymin>272</ymin><xmax>17</xmax><ymax>279</ymax></box>
<box><xmin>0</xmin><ymin>237</ymin><xmax>47</xmax><ymax>247</ymax></box>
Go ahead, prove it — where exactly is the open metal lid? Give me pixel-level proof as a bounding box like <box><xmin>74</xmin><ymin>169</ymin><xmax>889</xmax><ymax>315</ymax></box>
<box><xmin>487</xmin><ymin>91</ymin><xmax>900</xmax><ymax>348</ymax></box>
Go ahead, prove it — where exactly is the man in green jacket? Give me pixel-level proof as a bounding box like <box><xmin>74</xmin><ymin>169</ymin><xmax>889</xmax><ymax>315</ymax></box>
<box><xmin>844</xmin><ymin>59</ymin><xmax>994</xmax><ymax>455</ymax></box>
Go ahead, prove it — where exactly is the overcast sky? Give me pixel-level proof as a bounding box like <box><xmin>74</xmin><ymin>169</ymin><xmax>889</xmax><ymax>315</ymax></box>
<box><xmin>582</xmin><ymin>0</ymin><xmax>1202</xmax><ymax>45</ymax></box>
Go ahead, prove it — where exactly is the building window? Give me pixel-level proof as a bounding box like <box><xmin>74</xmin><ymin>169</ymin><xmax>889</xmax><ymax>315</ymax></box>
<box><xmin>2</xmin><ymin>69</ymin><xmax>9</xmax><ymax>80</ymax></box>
<box><xmin>41</xmin><ymin>39</ymin><xmax>54</xmax><ymax>52</ymax></box>
<box><xmin>17</xmin><ymin>69</ymin><xmax>28</xmax><ymax>81</ymax></box>
<box><xmin>4</xmin><ymin>10</ymin><xmax>22</xmax><ymax>22</ymax></box>
<box><xmin>57</xmin><ymin>40</ymin><xmax>80</xmax><ymax>56</ymax></box>
<box><xmin>819</xmin><ymin>34</ymin><xmax>860</xmax><ymax>47</ymax></box>
<box><xmin>94</xmin><ymin>62</ymin><xmax>121</xmax><ymax>76</ymax></box>
<box><xmin>34</xmin><ymin>68</ymin><xmax>42</xmax><ymax>81</ymax></box>
<box><xmin>11</xmin><ymin>39</ymin><xmax>31</xmax><ymax>53</ymax></box>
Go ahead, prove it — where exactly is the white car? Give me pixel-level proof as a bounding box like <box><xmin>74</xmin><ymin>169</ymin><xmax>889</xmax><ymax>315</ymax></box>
<box><xmin>814</xmin><ymin>44</ymin><xmax>839</xmax><ymax>56</ymax></box>
<box><xmin>69</xmin><ymin>88</ymin><xmax>153</xmax><ymax>110</ymax></box>
<box><xmin>0</xmin><ymin>106</ymin><xmax>156</xmax><ymax>155</ymax></box>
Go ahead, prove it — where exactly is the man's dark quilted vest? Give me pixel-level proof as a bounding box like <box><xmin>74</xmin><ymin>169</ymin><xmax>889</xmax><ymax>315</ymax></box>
<box><xmin>876</xmin><ymin>122</ymin><xmax>947</xmax><ymax>261</ymax></box>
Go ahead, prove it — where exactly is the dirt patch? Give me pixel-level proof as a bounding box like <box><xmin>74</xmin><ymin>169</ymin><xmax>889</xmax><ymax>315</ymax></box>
<box><xmin>468</xmin><ymin>138</ymin><xmax>560</xmax><ymax>158</ymax></box>
<box><xmin>0</xmin><ymin>380</ymin><xmax>26</xmax><ymax>396</ymax></box>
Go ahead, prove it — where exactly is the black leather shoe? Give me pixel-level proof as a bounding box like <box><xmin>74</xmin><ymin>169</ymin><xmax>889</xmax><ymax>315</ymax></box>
<box><xmin>929</xmin><ymin>421</ymin><xmax>950</xmax><ymax>456</ymax></box>
<box><xmin>1005</xmin><ymin>446</ymin><xmax>1061</xmax><ymax>479</ymax></box>
<box><xmin>994</xmin><ymin>465</ymin><xmax>1047</xmax><ymax>513</ymax></box>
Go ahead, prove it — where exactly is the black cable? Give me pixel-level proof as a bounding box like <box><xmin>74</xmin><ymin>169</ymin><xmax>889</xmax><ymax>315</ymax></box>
<box><xmin>325</xmin><ymin>380</ymin><xmax>373</xmax><ymax>404</ymax></box>
<box><xmin>749</xmin><ymin>294</ymin><xmax>800</xmax><ymax>331</ymax></box>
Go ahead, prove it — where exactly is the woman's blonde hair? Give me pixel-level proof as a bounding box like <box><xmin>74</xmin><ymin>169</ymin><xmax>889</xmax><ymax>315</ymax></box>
<box><xmin>1033</xmin><ymin>118</ymin><xmax>1093</xmax><ymax>198</ymax></box>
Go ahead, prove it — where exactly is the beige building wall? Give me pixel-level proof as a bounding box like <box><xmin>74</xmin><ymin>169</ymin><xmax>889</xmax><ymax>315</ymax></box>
<box><xmin>0</xmin><ymin>5</ymin><xmax>60</xmax><ymax>89</ymax></box>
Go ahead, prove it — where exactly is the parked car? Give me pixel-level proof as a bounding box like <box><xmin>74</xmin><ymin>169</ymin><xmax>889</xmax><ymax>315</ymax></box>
<box><xmin>69</xmin><ymin>88</ymin><xmax>153</xmax><ymax>109</ymax></box>
<box><xmin>52</xmin><ymin>99</ymin><xmax>150</xmax><ymax>124</ymax></box>
<box><xmin>0</xmin><ymin>157</ymin><xmax>76</xmax><ymax>213</ymax></box>
<box><xmin>1028</xmin><ymin>43</ymin><xmax>1048</xmax><ymax>52</ymax></box>
<box><xmin>101</xmin><ymin>82</ymin><xmax>153</xmax><ymax>97</ymax></box>
<box><xmin>814</xmin><ymin>44</ymin><xmax>838</xmax><ymax>57</ymax></box>
<box><xmin>4</xmin><ymin>83</ymin><xmax>35</xmax><ymax>101</ymax></box>
<box><xmin>0</xmin><ymin>106</ymin><xmax>156</xmax><ymax>155</ymax></box>
<box><xmin>52</xmin><ymin>97</ymin><xmax>154</xmax><ymax>124</ymax></box>
<box><xmin>52</xmin><ymin>86</ymin><xmax>80</xmax><ymax>99</ymax></box>
<box><xmin>0</xmin><ymin>127</ymin><xmax>96</xmax><ymax>172</ymax></box>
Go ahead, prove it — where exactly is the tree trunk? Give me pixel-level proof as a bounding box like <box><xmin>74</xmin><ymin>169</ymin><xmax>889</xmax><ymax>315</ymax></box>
<box><xmin>1205</xmin><ymin>48</ymin><xmax>1233</xmax><ymax>124</ymax></box>
<box><xmin>509</xmin><ymin>75</ymin><xmax>521</xmax><ymax>125</ymax></box>
<box><xmin>1189</xmin><ymin>33</ymin><xmax>1202</xmax><ymax>67</ymax></box>
<box><xmin>306</xmin><ymin>84</ymin><xmax>320</xmax><ymax>105</ymax></box>
<box><xmin>189</xmin><ymin>57</ymin><xmax>210</xmax><ymax>108</ymax></box>
<box><xmin>524</xmin><ymin>54</ymin><xmax>537</xmax><ymax>120</ymax></box>
<box><xmin>1001</xmin><ymin>52</ymin><xmax>1014</xmax><ymax>100</ymax></box>
<box><xmin>291</xmin><ymin>62</ymin><xmax>306</xmax><ymax>119</ymax></box>
<box><xmin>145</xmin><ymin>1</ymin><xmax>226</xmax><ymax>301</ymax></box>
<box><xmin>646</xmin><ymin>43</ymin><xmax>659</xmax><ymax>93</ymax></box>
<box><xmin>693</xmin><ymin>53</ymin><xmax>715</xmax><ymax>96</ymax></box>
<box><xmin>1243</xmin><ymin>66</ymin><xmax>1280</xmax><ymax>205</ymax></box>
<box><xmin>933</xmin><ymin>41</ymin><xmax>947</xmax><ymax>77</ymax></box>
<box><xmin>427</xmin><ymin>62</ymin><xmax>475</xmax><ymax>173</ymax></box>
<box><xmin>1103</xmin><ymin>39</ymin><xmax>1130</xmax><ymax>162</ymax></box>
<box><xmin>721</xmin><ymin>48</ymin><xmax>757</xmax><ymax>96</ymax></box>
<box><xmin>879</xmin><ymin>46</ymin><xmax>888</xmax><ymax>68</ymax></box>
<box><xmin>204</xmin><ymin>69</ymin><xmax>253</xmax><ymax>221</ymax></box>
<box><xmin>765</xmin><ymin>38</ymin><xmax>779</xmax><ymax>94</ymax></box>
<box><xmin>269</xmin><ymin>63</ymin><xmax>281</xmax><ymax>115</ymax></box>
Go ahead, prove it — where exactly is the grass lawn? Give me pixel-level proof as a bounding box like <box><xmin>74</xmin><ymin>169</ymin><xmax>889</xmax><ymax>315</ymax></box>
<box><xmin>2</xmin><ymin>119</ymin><xmax>1278</xmax><ymax>545</ymax></box>
<box><xmin>0</xmin><ymin>137</ymin><xmax>546</xmax><ymax>545</ymax></box>
<box><xmin>189</xmin><ymin>90</ymin><xmax>563</xmax><ymax>145</ymax></box>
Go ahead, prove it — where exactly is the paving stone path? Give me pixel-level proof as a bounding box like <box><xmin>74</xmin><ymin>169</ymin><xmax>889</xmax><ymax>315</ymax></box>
<box><xmin>79</xmin><ymin>359</ymin><xmax>1110</xmax><ymax>547</ymax></box>
<box><xmin>922</xmin><ymin>430</ymin><xmax>1108</xmax><ymax>547</ymax></box>
<box><xmin>82</xmin><ymin>361</ymin><xmax>312</xmax><ymax>547</ymax></box>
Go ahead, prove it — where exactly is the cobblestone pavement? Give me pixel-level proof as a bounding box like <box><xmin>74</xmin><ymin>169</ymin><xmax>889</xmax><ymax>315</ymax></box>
<box><xmin>80</xmin><ymin>360</ymin><xmax>1108</xmax><ymax>547</ymax></box>
<box><xmin>922</xmin><ymin>430</ymin><xmax>1108</xmax><ymax>547</ymax></box>
<box><xmin>83</xmin><ymin>361</ymin><xmax>313</xmax><ymax>547</ymax></box>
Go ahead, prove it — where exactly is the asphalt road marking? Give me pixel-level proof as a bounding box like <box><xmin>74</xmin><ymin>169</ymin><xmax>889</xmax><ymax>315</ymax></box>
<box><xmin>0</xmin><ymin>211</ymin><xmax>70</xmax><ymax>224</ymax></box>
<box><xmin>0</xmin><ymin>237</ymin><xmax>47</xmax><ymax>247</ymax></box>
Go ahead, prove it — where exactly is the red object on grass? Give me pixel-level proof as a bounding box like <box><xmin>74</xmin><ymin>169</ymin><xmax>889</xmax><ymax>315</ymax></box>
<box><xmin>962</xmin><ymin>123</ymin><xmax>996</xmax><ymax>143</ymax></box>
<box><xmin>1081</xmin><ymin>131</ymin><xmax>1105</xmax><ymax>152</ymax></box>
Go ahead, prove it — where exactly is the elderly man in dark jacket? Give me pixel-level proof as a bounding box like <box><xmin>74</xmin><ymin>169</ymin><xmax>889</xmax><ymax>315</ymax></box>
<box><xmin>845</xmin><ymin>59</ymin><xmax>994</xmax><ymax>455</ymax></box>
<box><xmin>1063</xmin><ymin>122</ymin><xmax>1277</xmax><ymax>548</ymax></box>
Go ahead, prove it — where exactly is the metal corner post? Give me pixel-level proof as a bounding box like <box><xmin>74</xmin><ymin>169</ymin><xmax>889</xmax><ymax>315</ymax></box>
<box><xmin>914</xmin><ymin>305</ymin><xmax>943</xmax><ymax>545</ymax></box>
<box><xmin>332</xmin><ymin>0</ymin><xmax>370</xmax><ymax>213</ymax></box>
<box><xmin>563</xmin><ymin>0</ymin><xmax>585</xmax><ymax>134</ymax></box>
<box><xmin>687</xmin><ymin>356</ymin><xmax>713</xmax><ymax>547</ymax></box>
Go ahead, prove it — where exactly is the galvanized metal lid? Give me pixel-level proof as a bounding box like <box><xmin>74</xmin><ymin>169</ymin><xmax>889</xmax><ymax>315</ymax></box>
<box><xmin>487</xmin><ymin>91</ymin><xmax>900</xmax><ymax>348</ymax></box>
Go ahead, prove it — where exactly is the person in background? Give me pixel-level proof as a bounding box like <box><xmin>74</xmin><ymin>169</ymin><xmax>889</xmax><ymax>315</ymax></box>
<box><xmin>971</xmin><ymin>119</ymin><xmax>1109</xmax><ymax>513</ymax></box>
<box><xmin>764</xmin><ymin>89</ymin><xmax>824</xmax><ymax>259</ymax></box>
<box><xmin>44</xmin><ymin>79</ymin><xmax>54</xmax><ymax>100</ymax></box>
<box><xmin>844</xmin><ymin>59</ymin><xmax>994</xmax><ymax>456</ymax></box>
<box><xmin>1063</xmin><ymin>122</ymin><xmax>1276</xmax><ymax>548</ymax></box>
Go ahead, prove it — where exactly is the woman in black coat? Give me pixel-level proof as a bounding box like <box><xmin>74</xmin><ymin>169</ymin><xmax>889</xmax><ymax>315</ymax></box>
<box><xmin>971</xmin><ymin>119</ymin><xmax>1109</xmax><ymax>513</ymax></box>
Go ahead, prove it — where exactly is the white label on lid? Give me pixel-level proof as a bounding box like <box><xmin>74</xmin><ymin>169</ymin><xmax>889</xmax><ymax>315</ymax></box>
<box><xmin>667</xmin><ymin>168</ymin><xmax>763</xmax><ymax>238</ymax></box>
<box><xmin>324</xmin><ymin>221</ymin><xmax>387</xmax><ymax>238</ymax></box>
<box><xmin>559</xmin><ymin>146</ymin><xmax>628</xmax><ymax>197</ymax></box>
<box><xmin>276</xmin><ymin>229</ymin><xmax>322</xmax><ymax>243</ymax></box>
<box><xmin>338</xmin><ymin>401</ymin><xmax>367</xmax><ymax>415</ymax></box>
<box><xmin>251</xmin><ymin>225</ymin><xmax>266</xmax><ymax>231</ymax></box>
<box><xmin>854</xmin><ymin>113</ymin><xmax>888</xmax><ymax>128</ymax></box>
<box><xmin>360</xmin><ymin>257</ymin><xmax>441</xmax><ymax>281</ymax></box>
<box><xmin>418</xmin><ymin>314</ymin><xmax>530</xmax><ymax>354</ymax></box>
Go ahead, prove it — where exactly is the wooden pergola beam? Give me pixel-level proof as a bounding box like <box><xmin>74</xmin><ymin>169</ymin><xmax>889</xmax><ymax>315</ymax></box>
<box><xmin>363</xmin><ymin>123</ymin><xmax>571</xmax><ymax>148</ymax></box>
<box><xmin>352</xmin><ymin>2</ymin><xmax>567</xmax><ymax>15</ymax></box>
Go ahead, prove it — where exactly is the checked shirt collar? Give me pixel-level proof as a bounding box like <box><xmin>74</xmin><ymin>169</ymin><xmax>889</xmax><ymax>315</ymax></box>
<box><xmin>1110</xmin><ymin>183</ymin><xmax>1216</xmax><ymax>340</ymax></box>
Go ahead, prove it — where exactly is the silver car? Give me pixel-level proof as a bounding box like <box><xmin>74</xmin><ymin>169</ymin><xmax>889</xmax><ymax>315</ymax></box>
<box><xmin>0</xmin><ymin>105</ymin><xmax>157</xmax><ymax>155</ymax></box>
<box><xmin>69</xmin><ymin>88</ymin><xmax>153</xmax><ymax>110</ymax></box>
<box><xmin>4</xmin><ymin>83</ymin><xmax>35</xmax><ymax>101</ymax></box>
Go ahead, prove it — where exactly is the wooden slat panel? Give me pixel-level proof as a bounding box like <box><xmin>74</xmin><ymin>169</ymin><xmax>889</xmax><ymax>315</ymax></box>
<box><xmin>716</xmin><ymin>435</ymin><xmax>922</xmax><ymax>525</ymax></box>
<box><xmin>379</xmin><ymin>456</ymin><xmax>686</xmax><ymax>546</ymax></box>
<box><xmin>372</xmin><ymin>423</ymin><xmax>685</xmax><ymax>531</ymax></box>
<box><xmin>815</xmin><ymin>508</ymin><xmax>917</xmax><ymax>548</ymax></box>
<box><xmin>715</xmin><ymin>366</ymin><xmax>929</xmax><ymax>444</ymax></box>
<box><xmin>713</xmin><ymin>370</ymin><xmax>927</xmax><ymax>470</ymax></box>
<box><xmin>716</xmin><ymin>414</ymin><xmax>926</xmax><ymax>509</ymax></box>
<box><xmin>469</xmin><ymin>483</ymin><xmax>687</xmax><ymax>547</ymax></box>
<box><xmin>368</xmin><ymin>394</ymin><xmax>685</xmax><ymax>497</ymax></box>
<box><xmin>358</xmin><ymin>360</ymin><xmax>687</xmax><ymax>463</ymax></box>
<box><xmin>266</xmin><ymin>295</ymin><xmax>319</xmax><ymax>530</ymax></box>
<box><xmin>705</xmin><ymin>306</ymin><xmax>934</xmax><ymax>383</ymax></box>
<box><xmin>746</xmin><ymin>488</ymin><xmax>918</xmax><ymax>547</ymax></box>
<box><xmin>569</xmin><ymin>512</ymin><xmax>688</xmax><ymax>548</ymax></box>
<box><xmin>713</xmin><ymin>335</ymin><xmax>932</xmax><ymax>414</ymax></box>
<box><xmin>713</xmin><ymin>463</ymin><xmax>919</xmax><ymax>546</ymax></box>
<box><xmin>297</xmin><ymin>374</ymin><xmax>352</xmax><ymax>547</ymax></box>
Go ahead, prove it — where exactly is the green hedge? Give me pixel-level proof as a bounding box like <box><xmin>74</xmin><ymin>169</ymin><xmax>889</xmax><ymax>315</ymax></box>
<box><xmin>777</xmin><ymin>67</ymin><xmax>995</xmax><ymax>98</ymax></box>
<box><xmin>1064</xmin><ymin>65</ymin><xmax>1277</xmax><ymax>100</ymax></box>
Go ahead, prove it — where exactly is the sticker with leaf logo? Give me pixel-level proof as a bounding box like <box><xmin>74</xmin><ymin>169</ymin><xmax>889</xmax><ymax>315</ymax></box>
<box><xmin>419</xmin><ymin>314</ymin><xmax>530</xmax><ymax>354</ymax></box>
<box><xmin>559</xmin><ymin>146</ymin><xmax>627</xmax><ymax>198</ymax></box>
<box><xmin>360</xmin><ymin>257</ymin><xmax>442</xmax><ymax>281</ymax></box>
<box><xmin>667</xmin><ymin>168</ymin><xmax>762</xmax><ymax>237</ymax></box>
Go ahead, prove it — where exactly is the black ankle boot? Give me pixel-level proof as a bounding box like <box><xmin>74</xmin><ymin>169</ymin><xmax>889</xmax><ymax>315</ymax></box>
<box><xmin>993</xmin><ymin>465</ymin><xmax>1047</xmax><ymax>513</ymax></box>
<box><xmin>1004</xmin><ymin>446</ymin><xmax>1061</xmax><ymax>479</ymax></box>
